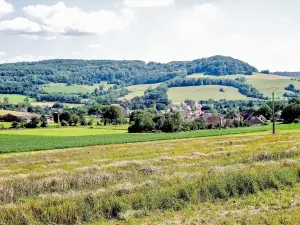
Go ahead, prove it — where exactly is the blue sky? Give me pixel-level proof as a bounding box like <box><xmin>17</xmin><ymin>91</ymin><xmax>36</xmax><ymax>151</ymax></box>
<box><xmin>0</xmin><ymin>0</ymin><xmax>299</xmax><ymax>71</ymax></box>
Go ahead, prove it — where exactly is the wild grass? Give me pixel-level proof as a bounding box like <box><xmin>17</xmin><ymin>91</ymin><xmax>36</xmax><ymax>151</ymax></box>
<box><xmin>0</xmin><ymin>131</ymin><xmax>300</xmax><ymax>224</ymax></box>
<box><xmin>0</xmin><ymin>123</ymin><xmax>299</xmax><ymax>154</ymax></box>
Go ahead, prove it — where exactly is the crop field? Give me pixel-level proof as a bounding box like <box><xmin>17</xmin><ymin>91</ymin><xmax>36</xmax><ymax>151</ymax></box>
<box><xmin>0</xmin><ymin>94</ymin><xmax>33</xmax><ymax>104</ymax></box>
<box><xmin>121</xmin><ymin>83</ymin><xmax>161</xmax><ymax>100</ymax></box>
<box><xmin>0</xmin><ymin>126</ymin><xmax>127</xmax><ymax>136</ymax></box>
<box><xmin>0</xmin><ymin>123</ymin><xmax>299</xmax><ymax>154</ymax></box>
<box><xmin>0</xmin><ymin>130</ymin><xmax>300</xmax><ymax>224</ymax></box>
<box><xmin>168</xmin><ymin>85</ymin><xmax>251</xmax><ymax>103</ymax></box>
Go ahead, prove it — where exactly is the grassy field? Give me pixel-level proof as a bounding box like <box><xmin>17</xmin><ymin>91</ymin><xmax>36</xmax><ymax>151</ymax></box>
<box><xmin>121</xmin><ymin>83</ymin><xmax>161</xmax><ymax>100</ymax></box>
<box><xmin>168</xmin><ymin>85</ymin><xmax>251</xmax><ymax>103</ymax></box>
<box><xmin>187</xmin><ymin>73</ymin><xmax>300</xmax><ymax>99</ymax></box>
<box><xmin>0</xmin><ymin>130</ymin><xmax>300</xmax><ymax>224</ymax></box>
<box><xmin>0</xmin><ymin>94</ymin><xmax>33</xmax><ymax>104</ymax></box>
<box><xmin>0</xmin><ymin>123</ymin><xmax>299</xmax><ymax>154</ymax></box>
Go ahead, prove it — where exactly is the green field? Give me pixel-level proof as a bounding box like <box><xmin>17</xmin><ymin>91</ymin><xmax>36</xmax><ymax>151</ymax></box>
<box><xmin>0</xmin><ymin>129</ymin><xmax>300</xmax><ymax>224</ymax></box>
<box><xmin>0</xmin><ymin>123</ymin><xmax>299</xmax><ymax>154</ymax></box>
<box><xmin>0</xmin><ymin>126</ymin><xmax>127</xmax><ymax>136</ymax></box>
<box><xmin>0</xmin><ymin>94</ymin><xmax>33</xmax><ymax>104</ymax></box>
<box><xmin>187</xmin><ymin>73</ymin><xmax>300</xmax><ymax>99</ymax></box>
<box><xmin>168</xmin><ymin>85</ymin><xmax>251</xmax><ymax>103</ymax></box>
<box><xmin>120</xmin><ymin>83</ymin><xmax>161</xmax><ymax>100</ymax></box>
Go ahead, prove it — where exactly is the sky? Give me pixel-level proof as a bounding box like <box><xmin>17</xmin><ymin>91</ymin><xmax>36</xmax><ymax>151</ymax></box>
<box><xmin>0</xmin><ymin>0</ymin><xmax>299</xmax><ymax>71</ymax></box>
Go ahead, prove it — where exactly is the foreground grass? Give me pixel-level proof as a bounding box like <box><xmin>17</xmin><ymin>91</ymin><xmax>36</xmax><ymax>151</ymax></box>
<box><xmin>0</xmin><ymin>123</ymin><xmax>299</xmax><ymax>154</ymax></box>
<box><xmin>0</xmin><ymin>131</ymin><xmax>300</xmax><ymax>224</ymax></box>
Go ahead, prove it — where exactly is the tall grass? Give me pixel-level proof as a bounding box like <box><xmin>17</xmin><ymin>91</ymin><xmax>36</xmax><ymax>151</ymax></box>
<box><xmin>0</xmin><ymin>166</ymin><xmax>299</xmax><ymax>224</ymax></box>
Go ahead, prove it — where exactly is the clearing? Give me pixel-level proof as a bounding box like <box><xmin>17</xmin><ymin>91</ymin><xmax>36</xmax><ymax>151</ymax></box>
<box><xmin>41</xmin><ymin>83</ymin><xmax>113</xmax><ymax>94</ymax></box>
<box><xmin>0</xmin><ymin>130</ymin><xmax>300</xmax><ymax>224</ymax></box>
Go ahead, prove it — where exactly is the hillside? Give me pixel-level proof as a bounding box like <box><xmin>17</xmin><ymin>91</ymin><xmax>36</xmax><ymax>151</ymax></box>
<box><xmin>0</xmin><ymin>55</ymin><xmax>257</xmax><ymax>96</ymax></box>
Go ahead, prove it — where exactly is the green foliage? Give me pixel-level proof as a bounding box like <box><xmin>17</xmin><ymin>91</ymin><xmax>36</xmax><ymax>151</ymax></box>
<box><xmin>282</xmin><ymin>99</ymin><xmax>300</xmax><ymax>123</ymax></box>
<box><xmin>257</xmin><ymin>104</ymin><xmax>272</xmax><ymax>120</ymax></box>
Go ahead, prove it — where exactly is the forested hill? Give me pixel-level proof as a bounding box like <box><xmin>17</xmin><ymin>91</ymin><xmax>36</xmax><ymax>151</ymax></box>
<box><xmin>0</xmin><ymin>55</ymin><xmax>258</xmax><ymax>95</ymax></box>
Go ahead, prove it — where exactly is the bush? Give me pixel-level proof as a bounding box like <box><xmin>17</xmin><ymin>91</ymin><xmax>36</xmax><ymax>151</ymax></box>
<box><xmin>61</xmin><ymin>120</ymin><xmax>69</xmax><ymax>127</ymax></box>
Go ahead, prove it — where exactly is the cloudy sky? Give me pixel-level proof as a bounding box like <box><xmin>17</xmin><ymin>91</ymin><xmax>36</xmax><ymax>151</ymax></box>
<box><xmin>0</xmin><ymin>0</ymin><xmax>299</xmax><ymax>71</ymax></box>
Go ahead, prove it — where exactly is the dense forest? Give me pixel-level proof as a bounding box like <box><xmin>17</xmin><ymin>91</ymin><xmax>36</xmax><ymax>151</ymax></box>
<box><xmin>0</xmin><ymin>56</ymin><xmax>258</xmax><ymax>96</ymax></box>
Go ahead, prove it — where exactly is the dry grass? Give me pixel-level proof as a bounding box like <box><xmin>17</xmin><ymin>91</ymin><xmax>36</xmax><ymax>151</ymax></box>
<box><xmin>0</xmin><ymin>131</ymin><xmax>300</xmax><ymax>224</ymax></box>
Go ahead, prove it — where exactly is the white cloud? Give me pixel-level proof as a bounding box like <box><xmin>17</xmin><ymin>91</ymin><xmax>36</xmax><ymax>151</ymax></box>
<box><xmin>124</xmin><ymin>0</ymin><xmax>174</xmax><ymax>8</ymax></box>
<box><xmin>178</xmin><ymin>3</ymin><xmax>219</xmax><ymax>40</ymax></box>
<box><xmin>88</xmin><ymin>44</ymin><xmax>103</xmax><ymax>48</ymax></box>
<box><xmin>0</xmin><ymin>54</ymin><xmax>55</xmax><ymax>64</ymax></box>
<box><xmin>0</xmin><ymin>51</ymin><xmax>6</xmax><ymax>56</ymax></box>
<box><xmin>0</xmin><ymin>0</ymin><xmax>14</xmax><ymax>17</ymax></box>
<box><xmin>0</xmin><ymin>1</ymin><xmax>134</xmax><ymax>38</ymax></box>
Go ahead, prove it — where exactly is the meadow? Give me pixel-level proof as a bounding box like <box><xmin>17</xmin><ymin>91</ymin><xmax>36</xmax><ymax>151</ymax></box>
<box><xmin>0</xmin><ymin>123</ymin><xmax>299</xmax><ymax>154</ymax></box>
<box><xmin>0</xmin><ymin>130</ymin><xmax>299</xmax><ymax>224</ymax></box>
<box><xmin>168</xmin><ymin>85</ymin><xmax>251</xmax><ymax>103</ymax></box>
<box><xmin>42</xmin><ymin>83</ymin><xmax>114</xmax><ymax>94</ymax></box>
<box><xmin>0</xmin><ymin>94</ymin><xmax>33</xmax><ymax>104</ymax></box>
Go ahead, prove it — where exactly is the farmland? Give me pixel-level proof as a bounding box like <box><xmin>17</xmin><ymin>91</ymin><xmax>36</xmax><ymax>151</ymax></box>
<box><xmin>168</xmin><ymin>85</ymin><xmax>251</xmax><ymax>103</ymax></box>
<box><xmin>0</xmin><ymin>130</ymin><xmax>300</xmax><ymax>224</ymax></box>
<box><xmin>0</xmin><ymin>123</ymin><xmax>299</xmax><ymax>154</ymax></box>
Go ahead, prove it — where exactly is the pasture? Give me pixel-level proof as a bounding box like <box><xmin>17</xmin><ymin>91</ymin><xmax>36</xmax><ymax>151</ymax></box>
<box><xmin>0</xmin><ymin>130</ymin><xmax>300</xmax><ymax>224</ymax></box>
<box><xmin>168</xmin><ymin>85</ymin><xmax>250</xmax><ymax>103</ymax></box>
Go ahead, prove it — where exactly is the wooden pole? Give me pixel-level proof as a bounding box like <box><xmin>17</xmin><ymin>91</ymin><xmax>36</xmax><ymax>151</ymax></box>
<box><xmin>272</xmin><ymin>92</ymin><xmax>275</xmax><ymax>134</ymax></box>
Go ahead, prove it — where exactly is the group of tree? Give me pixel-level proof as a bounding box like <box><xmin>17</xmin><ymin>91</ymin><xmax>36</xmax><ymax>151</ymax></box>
<box><xmin>0</xmin><ymin>114</ymin><xmax>48</xmax><ymax>129</ymax></box>
<box><xmin>281</xmin><ymin>99</ymin><xmax>300</xmax><ymax>123</ymax></box>
<box><xmin>128</xmin><ymin>84</ymin><xmax>170</xmax><ymax>110</ymax></box>
<box><xmin>87</xmin><ymin>105</ymin><xmax>127</xmax><ymax>125</ymax></box>
<box><xmin>128</xmin><ymin>110</ymin><xmax>206</xmax><ymax>133</ymax></box>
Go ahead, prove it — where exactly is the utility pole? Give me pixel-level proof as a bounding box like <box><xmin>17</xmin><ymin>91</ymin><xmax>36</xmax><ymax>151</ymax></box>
<box><xmin>272</xmin><ymin>91</ymin><xmax>275</xmax><ymax>134</ymax></box>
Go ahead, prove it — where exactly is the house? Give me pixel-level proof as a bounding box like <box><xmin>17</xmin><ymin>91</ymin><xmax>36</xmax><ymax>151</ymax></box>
<box><xmin>162</xmin><ymin>103</ymin><xmax>203</xmax><ymax>122</ymax></box>
<box><xmin>201</xmin><ymin>114</ymin><xmax>225</xmax><ymax>127</ymax></box>
<box><xmin>245</xmin><ymin>114</ymin><xmax>267</xmax><ymax>126</ymax></box>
